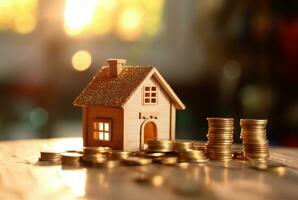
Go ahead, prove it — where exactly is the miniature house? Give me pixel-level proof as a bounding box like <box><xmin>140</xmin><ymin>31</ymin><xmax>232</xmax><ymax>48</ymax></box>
<box><xmin>73</xmin><ymin>59</ymin><xmax>185</xmax><ymax>151</ymax></box>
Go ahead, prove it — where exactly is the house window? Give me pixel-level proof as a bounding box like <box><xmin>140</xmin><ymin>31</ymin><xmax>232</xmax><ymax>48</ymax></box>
<box><xmin>143</xmin><ymin>85</ymin><xmax>158</xmax><ymax>105</ymax></box>
<box><xmin>93</xmin><ymin>119</ymin><xmax>111</xmax><ymax>141</ymax></box>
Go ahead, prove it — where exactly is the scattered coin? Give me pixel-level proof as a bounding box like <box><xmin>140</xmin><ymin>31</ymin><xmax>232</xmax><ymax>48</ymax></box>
<box><xmin>144</xmin><ymin>152</ymin><xmax>165</xmax><ymax>158</ymax></box>
<box><xmin>39</xmin><ymin>150</ymin><xmax>62</xmax><ymax>164</ymax></box>
<box><xmin>134</xmin><ymin>173</ymin><xmax>165</xmax><ymax>187</ymax></box>
<box><xmin>61</xmin><ymin>152</ymin><xmax>82</xmax><ymax>167</ymax></box>
<box><xmin>81</xmin><ymin>153</ymin><xmax>107</xmax><ymax>165</ymax></box>
<box><xmin>147</xmin><ymin>140</ymin><xmax>174</xmax><ymax>152</ymax></box>
<box><xmin>174</xmin><ymin>141</ymin><xmax>193</xmax><ymax>152</ymax></box>
<box><xmin>154</xmin><ymin>156</ymin><xmax>178</xmax><ymax>165</ymax></box>
<box><xmin>123</xmin><ymin>157</ymin><xmax>152</xmax><ymax>166</ymax></box>
<box><xmin>95</xmin><ymin>160</ymin><xmax>121</xmax><ymax>168</ymax></box>
<box><xmin>178</xmin><ymin>150</ymin><xmax>209</xmax><ymax>163</ymax></box>
<box><xmin>108</xmin><ymin>151</ymin><xmax>132</xmax><ymax>160</ymax></box>
<box><xmin>83</xmin><ymin>146</ymin><xmax>111</xmax><ymax>155</ymax></box>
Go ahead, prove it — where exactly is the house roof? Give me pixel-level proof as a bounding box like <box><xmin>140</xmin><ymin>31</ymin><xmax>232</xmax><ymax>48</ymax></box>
<box><xmin>73</xmin><ymin>66</ymin><xmax>186</xmax><ymax>110</ymax></box>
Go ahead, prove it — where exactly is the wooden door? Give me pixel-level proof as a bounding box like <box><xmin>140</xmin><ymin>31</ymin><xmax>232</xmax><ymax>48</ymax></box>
<box><xmin>144</xmin><ymin>121</ymin><xmax>157</xmax><ymax>143</ymax></box>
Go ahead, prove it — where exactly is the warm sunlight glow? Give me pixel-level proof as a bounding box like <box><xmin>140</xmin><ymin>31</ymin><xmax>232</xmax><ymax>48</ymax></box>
<box><xmin>14</xmin><ymin>13</ymin><xmax>36</xmax><ymax>34</ymax></box>
<box><xmin>72</xmin><ymin>50</ymin><xmax>92</xmax><ymax>71</ymax></box>
<box><xmin>62</xmin><ymin>0</ymin><xmax>165</xmax><ymax>40</ymax></box>
<box><xmin>117</xmin><ymin>8</ymin><xmax>143</xmax><ymax>41</ymax></box>
<box><xmin>64</xmin><ymin>0</ymin><xmax>97</xmax><ymax>35</ymax></box>
<box><xmin>0</xmin><ymin>0</ymin><xmax>37</xmax><ymax>34</ymax></box>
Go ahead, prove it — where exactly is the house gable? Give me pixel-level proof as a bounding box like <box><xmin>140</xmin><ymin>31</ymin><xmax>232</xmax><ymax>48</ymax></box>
<box><xmin>123</xmin><ymin>75</ymin><xmax>172</xmax><ymax>150</ymax></box>
<box><xmin>122</xmin><ymin>68</ymin><xmax>185</xmax><ymax>110</ymax></box>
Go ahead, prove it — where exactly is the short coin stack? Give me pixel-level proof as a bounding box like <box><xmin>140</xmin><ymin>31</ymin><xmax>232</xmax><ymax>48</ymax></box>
<box><xmin>108</xmin><ymin>150</ymin><xmax>132</xmax><ymax>160</ymax></box>
<box><xmin>61</xmin><ymin>152</ymin><xmax>82</xmax><ymax>167</ymax></box>
<box><xmin>147</xmin><ymin>140</ymin><xmax>174</xmax><ymax>152</ymax></box>
<box><xmin>174</xmin><ymin>141</ymin><xmax>193</xmax><ymax>152</ymax></box>
<box><xmin>81</xmin><ymin>147</ymin><xmax>110</xmax><ymax>166</ymax></box>
<box><xmin>206</xmin><ymin>118</ymin><xmax>234</xmax><ymax>161</ymax></box>
<box><xmin>240</xmin><ymin>119</ymin><xmax>269</xmax><ymax>161</ymax></box>
<box><xmin>178</xmin><ymin>150</ymin><xmax>208</xmax><ymax>163</ymax></box>
<box><xmin>122</xmin><ymin>157</ymin><xmax>152</xmax><ymax>166</ymax></box>
<box><xmin>39</xmin><ymin>150</ymin><xmax>61</xmax><ymax>164</ymax></box>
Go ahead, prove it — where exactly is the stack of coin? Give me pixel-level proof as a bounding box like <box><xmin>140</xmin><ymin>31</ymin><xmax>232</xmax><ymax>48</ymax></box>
<box><xmin>39</xmin><ymin>150</ymin><xmax>61</xmax><ymax>164</ymax></box>
<box><xmin>122</xmin><ymin>157</ymin><xmax>152</xmax><ymax>166</ymax></box>
<box><xmin>61</xmin><ymin>152</ymin><xmax>82</xmax><ymax>167</ymax></box>
<box><xmin>155</xmin><ymin>156</ymin><xmax>178</xmax><ymax>165</ymax></box>
<box><xmin>82</xmin><ymin>153</ymin><xmax>107</xmax><ymax>165</ymax></box>
<box><xmin>193</xmin><ymin>143</ymin><xmax>207</xmax><ymax>153</ymax></box>
<box><xmin>147</xmin><ymin>140</ymin><xmax>174</xmax><ymax>152</ymax></box>
<box><xmin>178</xmin><ymin>150</ymin><xmax>209</xmax><ymax>163</ymax></box>
<box><xmin>206</xmin><ymin>118</ymin><xmax>234</xmax><ymax>161</ymax></box>
<box><xmin>96</xmin><ymin>160</ymin><xmax>121</xmax><ymax>168</ymax></box>
<box><xmin>83</xmin><ymin>146</ymin><xmax>111</xmax><ymax>155</ymax></box>
<box><xmin>108</xmin><ymin>151</ymin><xmax>132</xmax><ymax>160</ymax></box>
<box><xmin>144</xmin><ymin>152</ymin><xmax>165</xmax><ymax>158</ymax></box>
<box><xmin>240</xmin><ymin>119</ymin><xmax>269</xmax><ymax>161</ymax></box>
<box><xmin>174</xmin><ymin>141</ymin><xmax>193</xmax><ymax>152</ymax></box>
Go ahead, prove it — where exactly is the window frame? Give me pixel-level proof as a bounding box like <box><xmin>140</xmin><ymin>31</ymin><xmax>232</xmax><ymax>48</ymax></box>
<box><xmin>93</xmin><ymin>118</ymin><xmax>112</xmax><ymax>142</ymax></box>
<box><xmin>143</xmin><ymin>85</ymin><xmax>158</xmax><ymax>105</ymax></box>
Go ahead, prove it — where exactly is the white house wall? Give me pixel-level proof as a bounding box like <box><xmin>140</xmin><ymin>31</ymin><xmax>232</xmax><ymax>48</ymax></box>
<box><xmin>123</xmin><ymin>75</ymin><xmax>171</xmax><ymax>150</ymax></box>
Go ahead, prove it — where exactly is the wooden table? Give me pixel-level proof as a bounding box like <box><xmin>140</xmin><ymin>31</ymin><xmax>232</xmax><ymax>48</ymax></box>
<box><xmin>0</xmin><ymin>138</ymin><xmax>297</xmax><ymax>200</ymax></box>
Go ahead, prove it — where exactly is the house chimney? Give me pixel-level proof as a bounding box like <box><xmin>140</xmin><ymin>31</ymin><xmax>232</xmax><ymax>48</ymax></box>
<box><xmin>108</xmin><ymin>59</ymin><xmax>126</xmax><ymax>78</ymax></box>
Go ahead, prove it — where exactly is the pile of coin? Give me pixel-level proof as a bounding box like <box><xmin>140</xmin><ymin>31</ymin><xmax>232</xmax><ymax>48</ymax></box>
<box><xmin>174</xmin><ymin>141</ymin><xmax>193</xmax><ymax>152</ymax></box>
<box><xmin>122</xmin><ymin>157</ymin><xmax>153</xmax><ymax>166</ymax></box>
<box><xmin>83</xmin><ymin>146</ymin><xmax>111</xmax><ymax>155</ymax></box>
<box><xmin>147</xmin><ymin>140</ymin><xmax>174</xmax><ymax>152</ymax></box>
<box><xmin>39</xmin><ymin>150</ymin><xmax>61</xmax><ymax>164</ymax></box>
<box><xmin>61</xmin><ymin>152</ymin><xmax>82</xmax><ymax>167</ymax></box>
<box><xmin>156</xmin><ymin>156</ymin><xmax>178</xmax><ymax>165</ymax></box>
<box><xmin>240</xmin><ymin>119</ymin><xmax>269</xmax><ymax>161</ymax></box>
<box><xmin>178</xmin><ymin>150</ymin><xmax>209</xmax><ymax>163</ymax></box>
<box><xmin>193</xmin><ymin>143</ymin><xmax>206</xmax><ymax>151</ymax></box>
<box><xmin>96</xmin><ymin>160</ymin><xmax>121</xmax><ymax>168</ymax></box>
<box><xmin>206</xmin><ymin>118</ymin><xmax>234</xmax><ymax>161</ymax></box>
<box><xmin>81</xmin><ymin>147</ymin><xmax>109</xmax><ymax>166</ymax></box>
<box><xmin>108</xmin><ymin>150</ymin><xmax>132</xmax><ymax>160</ymax></box>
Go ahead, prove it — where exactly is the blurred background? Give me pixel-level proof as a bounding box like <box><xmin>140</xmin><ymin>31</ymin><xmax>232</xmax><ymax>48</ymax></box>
<box><xmin>0</xmin><ymin>0</ymin><xmax>297</xmax><ymax>146</ymax></box>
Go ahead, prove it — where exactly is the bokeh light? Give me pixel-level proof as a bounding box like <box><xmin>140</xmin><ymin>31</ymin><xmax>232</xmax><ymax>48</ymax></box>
<box><xmin>117</xmin><ymin>8</ymin><xmax>143</xmax><ymax>41</ymax></box>
<box><xmin>14</xmin><ymin>13</ymin><xmax>36</xmax><ymax>34</ymax></box>
<box><xmin>63</xmin><ymin>0</ymin><xmax>164</xmax><ymax>40</ymax></box>
<box><xmin>0</xmin><ymin>0</ymin><xmax>37</xmax><ymax>34</ymax></box>
<box><xmin>29</xmin><ymin>107</ymin><xmax>48</xmax><ymax>128</ymax></box>
<box><xmin>64</xmin><ymin>0</ymin><xmax>97</xmax><ymax>36</ymax></box>
<box><xmin>72</xmin><ymin>50</ymin><xmax>92</xmax><ymax>71</ymax></box>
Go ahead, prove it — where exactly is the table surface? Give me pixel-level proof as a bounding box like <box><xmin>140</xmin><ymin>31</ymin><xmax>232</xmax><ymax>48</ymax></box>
<box><xmin>0</xmin><ymin>138</ymin><xmax>297</xmax><ymax>200</ymax></box>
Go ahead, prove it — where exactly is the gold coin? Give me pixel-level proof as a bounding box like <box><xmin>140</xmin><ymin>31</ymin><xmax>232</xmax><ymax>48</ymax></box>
<box><xmin>83</xmin><ymin>146</ymin><xmax>111</xmax><ymax>154</ymax></box>
<box><xmin>109</xmin><ymin>151</ymin><xmax>132</xmax><ymax>160</ymax></box>
<box><xmin>96</xmin><ymin>160</ymin><xmax>121</xmax><ymax>168</ymax></box>
<box><xmin>159</xmin><ymin>156</ymin><xmax>178</xmax><ymax>165</ymax></box>
<box><xmin>144</xmin><ymin>152</ymin><xmax>165</xmax><ymax>158</ymax></box>
<box><xmin>122</xmin><ymin>157</ymin><xmax>152</xmax><ymax>166</ymax></box>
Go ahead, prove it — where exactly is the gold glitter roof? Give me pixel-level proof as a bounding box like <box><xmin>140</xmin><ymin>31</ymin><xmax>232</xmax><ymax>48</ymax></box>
<box><xmin>73</xmin><ymin>65</ymin><xmax>186</xmax><ymax>110</ymax></box>
<box><xmin>73</xmin><ymin>66</ymin><xmax>153</xmax><ymax>107</ymax></box>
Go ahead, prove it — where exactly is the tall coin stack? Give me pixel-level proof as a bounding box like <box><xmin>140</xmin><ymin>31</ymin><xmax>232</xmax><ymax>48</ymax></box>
<box><xmin>206</xmin><ymin>118</ymin><xmax>234</xmax><ymax>161</ymax></box>
<box><xmin>240</xmin><ymin>119</ymin><xmax>269</xmax><ymax>161</ymax></box>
